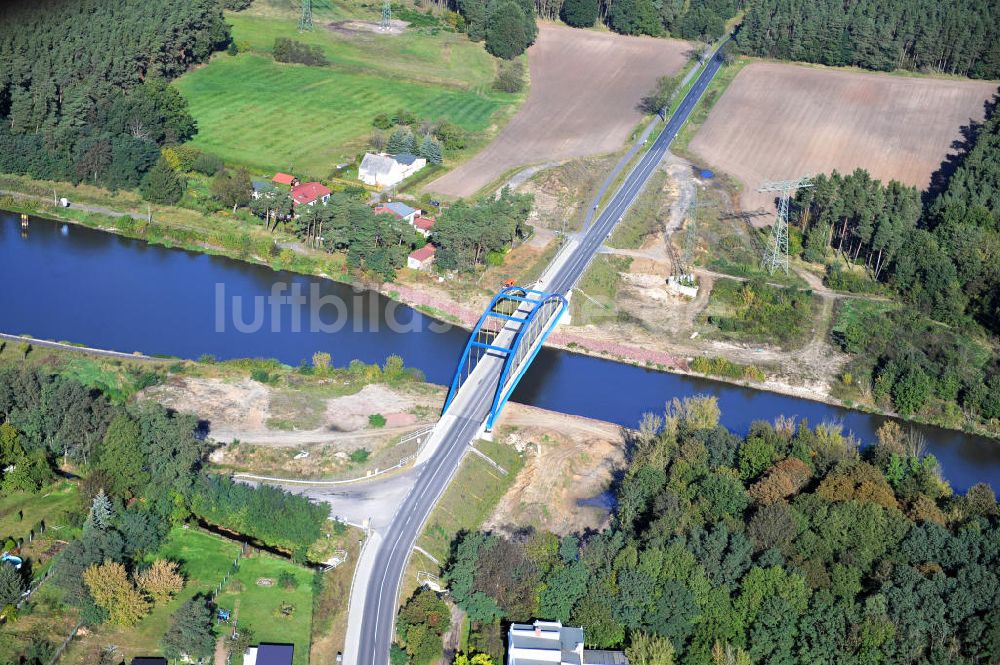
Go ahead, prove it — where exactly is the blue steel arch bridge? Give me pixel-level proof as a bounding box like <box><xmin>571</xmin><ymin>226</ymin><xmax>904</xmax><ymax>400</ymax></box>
<box><xmin>443</xmin><ymin>285</ymin><xmax>567</xmax><ymax>430</ymax></box>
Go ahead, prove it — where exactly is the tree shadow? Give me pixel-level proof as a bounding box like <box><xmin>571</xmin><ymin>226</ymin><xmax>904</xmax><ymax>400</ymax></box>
<box><xmin>923</xmin><ymin>90</ymin><xmax>999</xmax><ymax>208</ymax></box>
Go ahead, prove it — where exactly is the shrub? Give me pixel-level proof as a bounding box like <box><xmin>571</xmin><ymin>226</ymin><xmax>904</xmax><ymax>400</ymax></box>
<box><xmin>368</xmin><ymin>413</ymin><xmax>386</xmax><ymax>428</ymax></box>
<box><xmin>350</xmin><ymin>448</ymin><xmax>371</xmax><ymax>463</ymax></box>
<box><xmin>373</xmin><ymin>113</ymin><xmax>394</xmax><ymax>130</ymax></box>
<box><xmin>192</xmin><ymin>152</ymin><xmax>224</xmax><ymax>176</ymax></box>
<box><xmin>140</xmin><ymin>157</ymin><xmax>184</xmax><ymax>204</ymax></box>
<box><xmin>278</xmin><ymin>571</ymin><xmax>298</xmax><ymax>589</ymax></box>
<box><xmin>492</xmin><ymin>61</ymin><xmax>525</xmax><ymax>93</ymax></box>
<box><xmin>273</xmin><ymin>38</ymin><xmax>328</xmax><ymax>66</ymax></box>
<box><xmin>250</xmin><ymin>369</ymin><xmax>270</xmax><ymax>383</ymax></box>
<box><xmin>824</xmin><ymin>263</ymin><xmax>883</xmax><ymax>294</ymax></box>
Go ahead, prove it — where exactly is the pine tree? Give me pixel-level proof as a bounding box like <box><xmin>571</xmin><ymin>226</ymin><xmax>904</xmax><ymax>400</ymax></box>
<box><xmin>140</xmin><ymin>157</ymin><xmax>184</xmax><ymax>204</ymax></box>
<box><xmin>88</xmin><ymin>490</ymin><xmax>113</xmax><ymax>530</ymax></box>
<box><xmin>484</xmin><ymin>1</ymin><xmax>534</xmax><ymax>60</ymax></box>
<box><xmin>98</xmin><ymin>415</ymin><xmax>147</xmax><ymax>498</ymax></box>
<box><xmin>420</xmin><ymin>136</ymin><xmax>443</xmax><ymax>165</ymax></box>
<box><xmin>387</xmin><ymin>128</ymin><xmax>412</xmax><ymax>154</ymax></box>
<box><xmin>0</xmin><ymin>564</ymin><xmax>24</xmax><ymax>607</ymax></box>
<box><xmin>162</xmin><ymin>597</ymin><xmax>216</xmax><ymax>661</ymax></box>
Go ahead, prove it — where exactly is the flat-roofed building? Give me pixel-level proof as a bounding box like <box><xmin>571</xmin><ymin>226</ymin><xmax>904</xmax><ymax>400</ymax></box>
<box><xmin>507</xmin><ymin>621</ymin><xmax>628</xmax><ymax>665</ymax></box>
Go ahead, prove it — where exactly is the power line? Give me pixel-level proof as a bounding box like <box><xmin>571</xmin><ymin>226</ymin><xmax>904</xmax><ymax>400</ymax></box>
<box><xmin>757</xmin><ymin>176</ymin><xmax>812</xmax><ymax>275</ymax></box>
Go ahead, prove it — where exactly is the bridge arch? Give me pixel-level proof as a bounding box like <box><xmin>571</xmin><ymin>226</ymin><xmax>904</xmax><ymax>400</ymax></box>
<box><xmin>444</xmin><ymin>285</ymin><xmax>567</xmax><ymax>430</ymax></box>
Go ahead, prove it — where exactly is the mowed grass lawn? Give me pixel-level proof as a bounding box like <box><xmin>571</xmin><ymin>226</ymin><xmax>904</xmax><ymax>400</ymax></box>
<box><xmin>228</xmin><ymin>14</ymin><xmax>499</xmax><ymax>90</ymax></box>
<box><xmin>62</xmin><ymin>526</ymin><xmax>239</xmax><ymax>665</ymax></box>
<box><xmin>0</xmin><ymin>481</ymin><xmax>78</xmax><ymax>544</ymax></box>
<box><xmin>216</xmin><ymin>555</ymin><xmax>314</xmax><ymax>665</ymax></box>
<box><xmin>176</xmin><ymin>54</ymin><xmax>508</xmax><ymax>176</ymax></box>
<box><xmin>62</xmin><ymin>526</ymin><xmax>315</xmax><ymax>665</ymax></box>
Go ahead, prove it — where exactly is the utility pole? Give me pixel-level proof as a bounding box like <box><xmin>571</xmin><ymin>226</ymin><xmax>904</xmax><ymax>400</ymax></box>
<box><xmin>757</xmin><ymin>176</ymin><xmax>812</xmax><ymax>275</ymax></box>
<box><xmin>380</xmin><ymin>0</ymin><xmax>391</xmax><ymax>31</ymax></box>
<box><xmin>298</xmin><ymin>0</ymin><xmax>313</xmax><ymax>31</ymax></box>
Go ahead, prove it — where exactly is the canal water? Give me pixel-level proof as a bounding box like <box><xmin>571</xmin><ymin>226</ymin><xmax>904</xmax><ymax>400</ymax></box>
<box><xmin>2</xmin><ymin>212</ymin><xmax>998</xmax><ymax>491</ymax></box>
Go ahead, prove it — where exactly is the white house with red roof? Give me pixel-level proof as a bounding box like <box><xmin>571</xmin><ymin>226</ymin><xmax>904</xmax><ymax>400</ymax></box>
<box><xmin>291</xmin><ymin>182</ymin><xmax>332</xmax><ymax>207</ymax></box>
<box><xmin>413</xmin><ymin>215</ymin><xmax>435</xmax><ymax>237</ymax></box>
<box><xmin>407</xmin><ymin>243</ymin><xmax>436</xmax><ymax>270</ymax></box>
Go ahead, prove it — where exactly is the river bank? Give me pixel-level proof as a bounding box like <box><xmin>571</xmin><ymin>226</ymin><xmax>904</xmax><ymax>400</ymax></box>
<box><xmin>3</xmin><ymin>203</ymin><xmax>997</xmax><ymax>443</ymax></box>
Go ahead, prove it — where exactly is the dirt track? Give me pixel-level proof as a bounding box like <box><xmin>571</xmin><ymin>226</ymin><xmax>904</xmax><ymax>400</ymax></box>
<box><xmin>689</xmin><ymin>62</ymin><xmax>998</xmax><ymax>210</ymax></box>
<box><xmin>426</xmin><ymin>23</ymin><xmax>690</xmax><ymax>197</ymax></box>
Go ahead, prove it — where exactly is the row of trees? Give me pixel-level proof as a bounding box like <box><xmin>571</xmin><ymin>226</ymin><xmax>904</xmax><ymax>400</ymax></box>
<box><xmin>795</xmin><ymin>170</ymin><xmax>923</xmax><ymax>280</ymax></box>
<box><xmin>188</xmin><ymin>475</ymin><xmax>328</xmax><ymax>557</ymax></box>
<box><xmin>736</xmin><ymin>0</ymin><xmax>1000</xmax><ymax>79</ymax></box>
<box><xmin>564</xmin><ymin>0</ymin><xmax>738</xmax><ymax>40</ymax></box>
<box><xmin>0</xmin><ymin>0</ymin><xmax>229</xmax><ymax>189</ymax></box>
<box><xmin>444</xmin><ymin>397</ymin><xmax>1000</xmax><ymax>663</ymax></box>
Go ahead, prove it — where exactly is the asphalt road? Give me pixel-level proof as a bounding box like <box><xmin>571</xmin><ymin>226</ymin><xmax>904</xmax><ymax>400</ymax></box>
<box><xmin>353</xmin><ymin>42</ymin><xmax>727</xmax><ymax>665</ymax></box>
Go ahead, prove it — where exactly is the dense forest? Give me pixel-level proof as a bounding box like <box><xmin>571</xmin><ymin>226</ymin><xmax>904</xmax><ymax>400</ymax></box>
<box><xmin>737</xmin><ymin>0</ymin><xmax>1000</xmax><ymax>79</ymax></box>
<box><xmin>443</xmin><ymin>397</ymin><xmax>1000</xmax><ymax>664</ymax></box>
<box><xmin>0</xmin><ymin>0</ymin><xmax>228</xmax><ymax>189</ymax></box>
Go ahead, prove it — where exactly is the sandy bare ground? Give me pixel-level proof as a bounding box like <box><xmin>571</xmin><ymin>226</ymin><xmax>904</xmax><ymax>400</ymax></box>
<box><xmin>486</xmin><ymin>403</ymin><xmax>625</xmax><ymax>536</ymax></box>
<box><xmin>426</xmin><ymin>23</ymin><xmax>690</xmax><ymax>197</ymax></box>
<box><xmin>142</xmin><ymin>378</ymin><xmax>437</xmax><ymax>445</ymax></box>
<box><xmin>689</xmin><ymin>62</ymin><xmax>998</xmax><ymax>211</ymax></box>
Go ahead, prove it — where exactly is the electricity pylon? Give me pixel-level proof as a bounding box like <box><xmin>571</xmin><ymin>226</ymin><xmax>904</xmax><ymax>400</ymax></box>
<box><xmin>298</xmin><ymin>0</ymin><xmax>313</xmax><ymax>31</ymax></box>
<box><xmin>676</xmin><ymin>184</ymin><xmax>715</xmax><ymax>279</ymax></box>
<box><xmin>757</xmin><ymin>176</ymin><xmax>812</xmax><ymax>275</ymax></box>
<box><xmin>380</xmin><ymin>0</ymin><xmax>391</xmax><ymax>30</ymax></box>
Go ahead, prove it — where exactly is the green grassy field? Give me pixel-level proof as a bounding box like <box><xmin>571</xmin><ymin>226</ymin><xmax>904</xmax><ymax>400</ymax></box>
<box><xmin>62</xmin><ymin>526</ymin><xmax>316</xmax><ymax>665</ymax></box>
<box><xmin>216</xmin><ymin>555</ymin><xmax>315</xmax><ymax>665</ymax></box>
<box><xmin>228</xmin><ymin>13</ymin><xmax>498</xmax><ymax>90</ymax></box>
<box><xmin>176</xmin><ymin>54</ymin><xmax>507</xmax><ymax>176</ymax></box>
<box><xmin>62</xmin><ymin>527</ymin><xmax>240</xmax><ymax>665</ymax></box>
<box><xmin>173</xmin><ymin>10</ymin><xmax>516</xmax><ymax>176</ymax></box>
<box><xmin>0</xmin><ymin>481</ymin><xmax>78</xmax><ymax>545</ymax></box>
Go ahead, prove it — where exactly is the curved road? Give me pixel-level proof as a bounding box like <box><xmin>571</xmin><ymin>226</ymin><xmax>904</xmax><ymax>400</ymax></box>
<box><xmin>353</xmin><ymin>42</ymin><xmax>728</xmax><ymax>665</ymax></box>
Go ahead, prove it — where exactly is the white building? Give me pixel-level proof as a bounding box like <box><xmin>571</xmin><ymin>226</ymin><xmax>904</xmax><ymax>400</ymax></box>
<box><xmin>407</xmin><ymin>243</ymin><xmax>435</xmax><ymax>270</ymax></box>
<box><xmin>507</xmin><ymin>621</ymin><xmax>628</xmax><ymax>665</ymax></box>
<box><xmin>358</xmin><ymin>152</ymin><xmax>426</xmax><ymax>188</ymax></box>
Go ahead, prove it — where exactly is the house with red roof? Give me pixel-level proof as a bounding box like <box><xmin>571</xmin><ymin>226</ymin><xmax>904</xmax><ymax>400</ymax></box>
<box><xmin>413</xmin><ymin>216</ymin><xmax>435</xmax><ymax>237</ymax></box>
<box><xmin>272</xmin><ymin>173</ymin><xmax>298</xmax><ymax>186</ymax></box>
<box><xmin>407</xmin><ymin>243</ymin><xmax>436</xmax><ymax>270</ymax></box>
<box><xmin>291</xmin><ymin>182</ymin><xmax>331</xmax><ymax>207</ymax></box>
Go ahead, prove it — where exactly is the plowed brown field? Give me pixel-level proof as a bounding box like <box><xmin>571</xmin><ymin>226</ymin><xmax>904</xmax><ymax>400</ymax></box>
<box><xmin>689</xmin><ymin>62</ymin><xmax>998</xmax><ymax>211</ymax></box>
<box><xmin>426</xmin><ymin>23</ymin><xmax>690</xmax><ymax>197</ymax></box>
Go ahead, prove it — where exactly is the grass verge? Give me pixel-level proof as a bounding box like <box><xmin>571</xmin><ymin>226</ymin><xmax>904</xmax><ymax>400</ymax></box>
<box><xmin>415</xmin><ymin>438</ymin><xmax>523</xmax><ymax>564</ymax></box>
